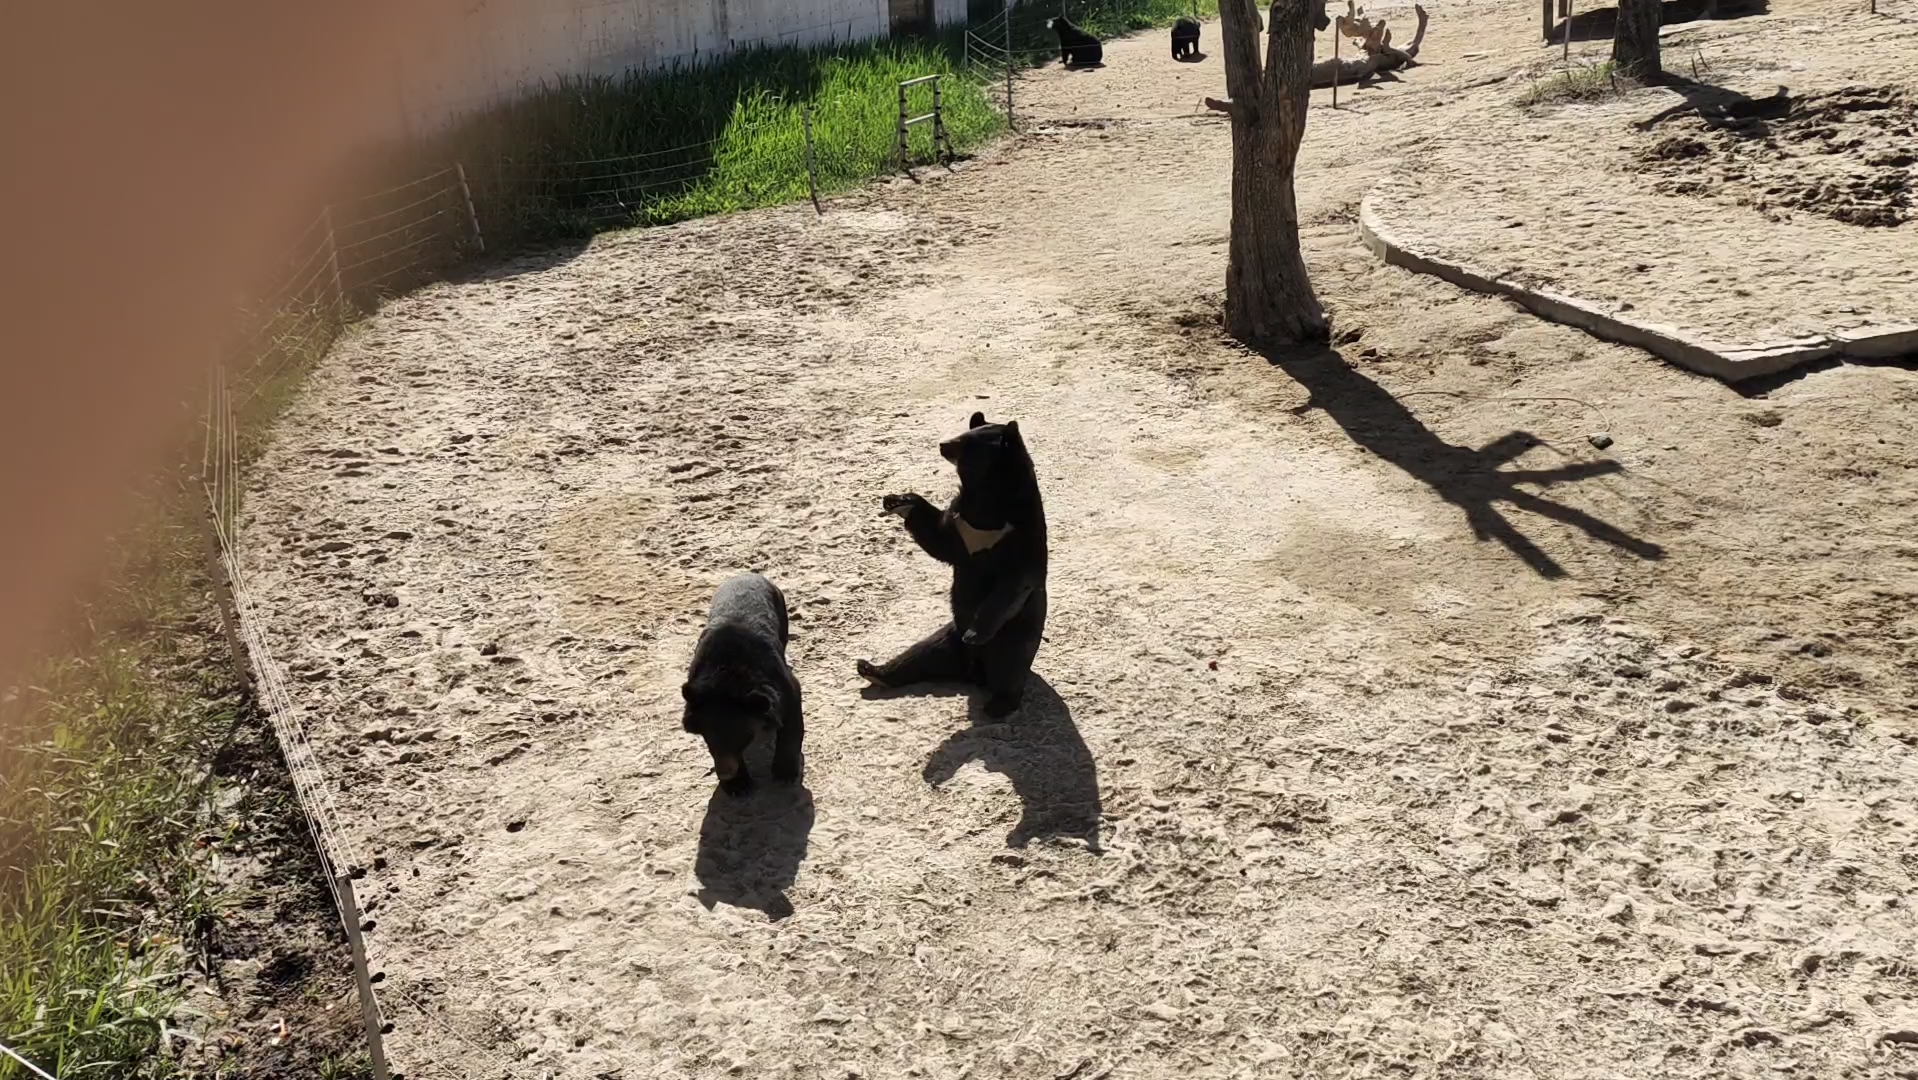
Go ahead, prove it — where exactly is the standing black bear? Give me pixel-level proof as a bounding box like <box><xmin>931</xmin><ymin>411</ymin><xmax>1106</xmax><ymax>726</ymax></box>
<box><xmin>857</xmin><ymin>412</ymin><xmax>1048</xmax><ymax>719</ymax></box>
<box><xmin>1171</xmin><ymin>16</ymin><xmax>1201</xmax><ymax>59</ymax></box>
<box><xmin>681</xmin><ymin>573</ymin><xmax>804</xmax><ymax>796</ymax></box>
<box><xmin>1047</xmin><ymin>16</ymin><xmax>1104</xmax><ymax>68</ymax></box>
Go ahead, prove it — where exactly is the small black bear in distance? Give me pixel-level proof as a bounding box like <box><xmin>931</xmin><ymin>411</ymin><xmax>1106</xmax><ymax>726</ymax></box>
<box><xmin>1047</xmin><ymin>16</ymin><xmax>1104</xmax><ymax>68</ymax></box>
<box><xmin>682</xmin><ymin>573</ymin><xmax>803</xmax><ymax>796</ymax></box>
<box><xmin>857</xmin><ymin>412</ymin><xmax>1048</xmax><ymax>719</ymax></box>
<box><xmin>1171</xmin><ymin>17</ymin><xmax>1200</xmax><ymax>60</ymax></box>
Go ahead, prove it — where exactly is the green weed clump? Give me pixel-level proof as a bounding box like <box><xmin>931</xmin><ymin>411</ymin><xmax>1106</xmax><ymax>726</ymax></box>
<box><xmin>1</xmin><ymin>499</ymin><xmax>242</xmax><ymax>1079</ymax></box>
<box><xmin>1516</xmin><ymin>60</ymin><xmax>1625</xmax><ymax>107</ymax></box>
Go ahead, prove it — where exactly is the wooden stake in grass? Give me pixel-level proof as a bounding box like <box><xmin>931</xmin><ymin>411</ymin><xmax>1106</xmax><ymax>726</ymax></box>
<box><xmin>337</xmin><ymin>875</ymin><xmax>392</xmax><ymax>1080</ymax></box>
<box><xmin>1005</xmin><ymin>6</ymin><xmax>1020</xmax><ymax>131</ymax></box>
<box><xmin>803</xmin><ymin>105</ymin><xmax>823</xmax><ymax>215</ymax></box>
<box><xmin>199</xmin><ymin>495</ymin><xmax>252</xmax><ymax>692</ymax></box>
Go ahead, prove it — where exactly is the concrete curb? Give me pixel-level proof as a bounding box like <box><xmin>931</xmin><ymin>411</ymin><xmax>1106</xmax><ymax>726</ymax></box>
<box><xmin>1357</xmin><ymin>193</ymin><xmax>1918</xmax><ymax>383</ymax></box>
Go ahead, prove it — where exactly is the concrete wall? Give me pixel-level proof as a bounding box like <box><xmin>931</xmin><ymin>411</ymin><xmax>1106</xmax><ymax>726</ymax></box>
<box><xmin>388</xmin><ymin>0</ymin><xmax>969</xmax><ymax>139</ymax></box>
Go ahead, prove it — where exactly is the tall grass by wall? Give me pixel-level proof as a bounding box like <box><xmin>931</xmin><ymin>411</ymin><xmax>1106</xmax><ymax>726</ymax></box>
<box><xmin>396</xmin><ymin>34</ymin><xmax>1000</xmax><ymax>252</ymax></box>
<box><xmin>354</xmin><ymin>0</ymin><xmax>1215</xmax><ymax>260</ymax></box>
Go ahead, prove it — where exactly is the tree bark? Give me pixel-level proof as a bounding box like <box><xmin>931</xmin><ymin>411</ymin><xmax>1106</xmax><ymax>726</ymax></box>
<box><xmin>1612</xmin><ymin>0</ymin><xmax>1663</xmax><ymax>80</ymax></box>
<box><xmin>1215</xmin><ymin>0</ymin><xmax>1329</xmax><ymax>345</ymax></box>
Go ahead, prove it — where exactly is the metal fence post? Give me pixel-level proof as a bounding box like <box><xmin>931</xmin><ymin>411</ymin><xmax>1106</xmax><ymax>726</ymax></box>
<box><xmin>896</xmin><ymin>82</ymin><xmax>910</xmax><ymax>172</ymax></box>
<box><xmin>455</xmin><ymin>163</ymin><xmax>485</xmax><ymax>253</ymax></box>
<box><xmin>1004</xmin><ymin>4</ymin><xmax>1016</xmax><ymax>131</ymax></box>
<box><xmin>321</xmin><ymin>205</ymin><xmax>345</xmax><ymax>310</ymax></box>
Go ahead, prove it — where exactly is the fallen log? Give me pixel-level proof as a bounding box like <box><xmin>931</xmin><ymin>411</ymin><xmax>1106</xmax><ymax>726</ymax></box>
<box><xmin>1307</xmin><ymin>2</ymin><xmax>1427</xmax><ymax>89</ymax></box>
<box><xmin>1203</xmin><ymin>0</ymin><xmax>1428</xmax><ymax>116</ymax></box>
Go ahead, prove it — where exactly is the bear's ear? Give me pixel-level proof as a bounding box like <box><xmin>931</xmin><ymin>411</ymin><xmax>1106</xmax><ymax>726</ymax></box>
<box><xmin>1004</xmin><ymin>420</ymin><xmax>1021</xmax><ymax>440</ymax></box>
<box><xmin>969</xmin><ymin>411</ymin><xmax>987</xmax><ymax>428</ymax></box>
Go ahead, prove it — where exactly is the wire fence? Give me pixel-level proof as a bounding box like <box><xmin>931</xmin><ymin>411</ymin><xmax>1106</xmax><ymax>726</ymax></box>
<box><xmin>182</xmin><ymin>0</ymin><xmax>1246</xmax><ymax>1069</ymax></box>
<box><xmin>182</xmin><ymin>28</ymin><xmax>1032</xmax><ymax>1077</ymax></box>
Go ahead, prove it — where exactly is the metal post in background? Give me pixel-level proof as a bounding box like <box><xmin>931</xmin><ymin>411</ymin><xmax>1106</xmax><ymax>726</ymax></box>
<box><xmin>1005</xmin><ymin>1</ymin><xmax>1016</xmax><ymax>131</ymax></box>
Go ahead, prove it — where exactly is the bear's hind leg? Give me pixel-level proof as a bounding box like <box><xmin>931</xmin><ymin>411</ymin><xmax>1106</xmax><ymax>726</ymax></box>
<box><xmin>979</xmin><ymin>623</ymin><xmax>1043</xmax><ymax>719</ymax></box>
<box><xmin>772</xmin><ymin>685</ymin><xmax>804</xmax><ymax>783</ymax></box>
<box><xmin>857</xmin><ymin>624</ymin><xmax>968</xmax><ymax>688</ymax></box>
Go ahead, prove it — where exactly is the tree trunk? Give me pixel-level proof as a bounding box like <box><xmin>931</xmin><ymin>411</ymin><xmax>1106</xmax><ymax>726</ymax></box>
<box><xmin>1612</xmin><ymin>0</ymin><xmax>1662</xmax><ymax>80</ymax></box>
<box><xmin>1215</xmin><ymin>0</ymin><xmax>1329</xmax><ymax>345</ymax></box>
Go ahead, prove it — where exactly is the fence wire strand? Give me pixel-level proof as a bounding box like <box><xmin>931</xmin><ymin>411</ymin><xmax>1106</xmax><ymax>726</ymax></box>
<box><xmin>1</xmin><ymin>1036</ymin><xmax>59</xmax><ymax>1079</ymax></box>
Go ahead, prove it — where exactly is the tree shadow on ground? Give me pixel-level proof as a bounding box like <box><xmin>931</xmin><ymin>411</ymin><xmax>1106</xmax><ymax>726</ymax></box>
<box><xmin>693</xmin><ymin>740</ymin><xmax>815</xmax><ymax>920</ymax></box>
<box><xmin>1264</xmin><ymin>345</ymin><xmax>1666</xmax><ymax>579</ymax></box>
<box><xmin>1554</xmin><ymin>0</ymin><xmax>1770</xmax><ymax>42</ymax></box>
<box><xmin>1635</xmin><ymin>75</ymin><xmax>1793</xmax><ymax>135</ymax></box>
<box><xmin>863</xmin><ymin>676</ymin><xmax>1102</xmax><ymax>851</ymax></box>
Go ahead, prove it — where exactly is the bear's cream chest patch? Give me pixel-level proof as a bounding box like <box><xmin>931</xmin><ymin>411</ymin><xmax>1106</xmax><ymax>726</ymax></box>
<box><xmin>953</xmin><ymin>516</ymin><xmax>1012</xmax><ymax>554</ymax></box>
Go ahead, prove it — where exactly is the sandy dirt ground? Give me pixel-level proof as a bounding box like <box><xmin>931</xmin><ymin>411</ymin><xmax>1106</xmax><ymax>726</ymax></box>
<box><xmin>241</xmin><ymin>1</ymin><xmax>1918</xmax><ymax>1077</ymax></box>
<box><xmin>1368</xmin><ymin>8</ymin><xmax>1918</xmax><ymax>347</ymax></box>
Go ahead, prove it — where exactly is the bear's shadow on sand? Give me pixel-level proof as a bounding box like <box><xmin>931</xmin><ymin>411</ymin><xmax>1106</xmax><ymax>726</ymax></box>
<box><xmin>693</xmin><ymin>739</ymin><xmax>815</xmax><ymax>921</ymax></box>
<box><xmin>864</xmin><ymin>676</ymin><xmax>1102</xmax><ymax>852</ymax></box>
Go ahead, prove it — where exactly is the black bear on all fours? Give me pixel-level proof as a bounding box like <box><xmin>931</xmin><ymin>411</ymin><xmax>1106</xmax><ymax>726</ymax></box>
<box><xmin>1047</xmin><ymin>16</ymin><xmax>1104</xmax><ymax>67</ymax></box>
<box><xmin>857</xmin><ymin>412</ymin><xmax>1048</xmax><ymax>719</ymax></box>
<box><xmin>1171</xmin><ymin>17</ymin><xmax>1200</xmax><ymax>60</ymax></box>
<box><xmin>681</xmin><ymin>572</ymin><xmax>804</xmax><ymax>796</ymax></box>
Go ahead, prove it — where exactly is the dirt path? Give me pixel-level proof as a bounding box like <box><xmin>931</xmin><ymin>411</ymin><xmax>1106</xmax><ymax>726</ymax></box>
<box><xmin>244</xmin><ymin>2</ymin><xmax>1918</xmax><ymax>1077</ymax></box>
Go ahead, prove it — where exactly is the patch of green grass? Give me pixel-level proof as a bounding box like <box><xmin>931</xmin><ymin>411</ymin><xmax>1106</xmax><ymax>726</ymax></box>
<box><xmin>1516</xmin><ymin>60</ymin><xmax>1625</xmax><ymax>107</ymax></box>
<box><xmin>406</xmin><ymin>36</ymin><xmax>1001</xmax><ymax>250</ymax></box>
<box><xmin>1</xmin><ymin>487</ymin><xmax>245</xmax><ymax>1079</ymax></box>
<box><xmin>356</xmin><ymin>0</ymin><xmax>1216</xmax><ymax>256</ymax></box>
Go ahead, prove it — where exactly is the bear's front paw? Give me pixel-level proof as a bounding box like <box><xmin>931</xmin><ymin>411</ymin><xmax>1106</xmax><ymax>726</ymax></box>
<box><xmin>855</xmin><ymin>659</ymin><xmax>891</xmax><ymax>685</ymax></box>
<box><xmin>881</xmin><ymin>494</ymin><xmax>920</xmax><ymax>518</ymax></box>
<box><xmin>960</xmin><ymin>628</ymin><xmax>982</xmax><ymax>646</ymax></box>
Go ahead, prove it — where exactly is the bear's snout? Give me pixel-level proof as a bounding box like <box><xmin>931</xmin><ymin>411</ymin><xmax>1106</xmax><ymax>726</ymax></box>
<box><xmin>711</xmin><ymin>752</ymin><xmax>742</xmax><ymax>780</ymax></box>
<box><xmin>939</xmin><ymin>440</ymin><xmax>960</xmax><ymax>462</ymax></box>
